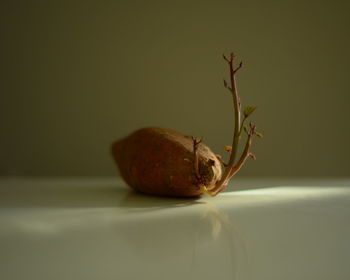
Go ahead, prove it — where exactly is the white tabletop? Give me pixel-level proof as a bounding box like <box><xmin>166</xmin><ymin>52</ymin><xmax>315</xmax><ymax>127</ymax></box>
<box><xmin>1</xmin><ymin>177</ymin><xmax>349</xmax><ymax>280</ymax></box>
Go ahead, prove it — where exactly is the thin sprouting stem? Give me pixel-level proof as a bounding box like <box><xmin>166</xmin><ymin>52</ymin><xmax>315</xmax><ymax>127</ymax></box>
<box><xmin>199</xmin><ymin>53</ymin><xmax>260</xmax><ymax>196</ymax></box>
<box><xmin>192</xmin><ymin>136</ymin><xmax>202</xmax><ymax>181</ymax></box>
<box><xmin>204</xmin><ymin>131</ymin><xmax>254</xmax><ymax>196</ymax></box>
<box><xmin>228</xmin><ymin>133</ymin><xmax>253</xmax><ymax>178</ymax></box>
<box><xmin>215</xmin><ymin>54</ymin><xmax>243</xmax><ymax>189</ymax></box>
<box><xmin>238</xmin><ymin>118</ymin><xmax>245</xmax><ymax>137</ymax></box>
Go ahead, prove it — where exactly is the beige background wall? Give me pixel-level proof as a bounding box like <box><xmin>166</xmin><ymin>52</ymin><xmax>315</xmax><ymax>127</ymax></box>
<box><xmin>1</xmin><ymin>0</ymin><xmax>349</xmax><ymax>177</ymax></box>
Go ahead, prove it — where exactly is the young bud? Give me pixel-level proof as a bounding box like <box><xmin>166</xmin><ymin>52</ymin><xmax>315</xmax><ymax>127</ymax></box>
<box><xmin>243</xmin><ymin>106</ymin><xmax>257</xmax><ymax>118</ymax></box>
<box><xmin>249</xmin><ymin>153</ymin><xmax>257</xmax><ymax>160</ymax></box>
<box><xmin>224</xmin><ymin>145</ymin><xmax>232</xmax><ymax>152</ymax></box>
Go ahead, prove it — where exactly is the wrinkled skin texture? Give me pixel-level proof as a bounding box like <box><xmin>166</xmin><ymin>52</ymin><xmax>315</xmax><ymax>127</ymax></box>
<box><xmin>111</xmin><ymin>127</ymin><xmax>222</xmax><ymax>197</ymax></box>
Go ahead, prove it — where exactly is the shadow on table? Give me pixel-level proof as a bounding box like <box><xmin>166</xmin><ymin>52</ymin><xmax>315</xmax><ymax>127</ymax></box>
<box><xmin>0</xmin><ymin>181</ymin><xmax>203</xmax><ymax>209</ymax></box>
<box><xmin>5</xmin><ymin>177</ymin><xmax>339</xmax><ymax>210</ymax></box>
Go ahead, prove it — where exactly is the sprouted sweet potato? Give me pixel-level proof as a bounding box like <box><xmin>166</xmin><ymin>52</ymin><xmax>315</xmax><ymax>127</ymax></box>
<box><xmin>111</xmin><ymin>52</ymin><xmax>262</xmax><ymax>197</ymax></box>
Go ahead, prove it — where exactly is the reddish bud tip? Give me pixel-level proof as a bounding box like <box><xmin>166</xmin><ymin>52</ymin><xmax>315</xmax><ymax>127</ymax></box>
<box><xmin>249</xmin><ymin>153</ymin><xmax>257</xmax><ymax>160</ymax></box>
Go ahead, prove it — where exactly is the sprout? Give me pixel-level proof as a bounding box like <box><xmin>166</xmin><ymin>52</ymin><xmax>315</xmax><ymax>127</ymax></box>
<box><xmin>201</xmin><ymin>52</ymin><xmax>262</xmax><ymax>196</ymax></box>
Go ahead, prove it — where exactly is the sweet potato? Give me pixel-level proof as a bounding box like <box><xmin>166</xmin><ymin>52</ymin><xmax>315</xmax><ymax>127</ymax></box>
<box><xmin>111</xmin><ymin>52</ymin><xmax>262</xmax><ymax>197</ymax></box>
<box><xmin>111</xmin><ymin>127</ymin><xmax>222</xmax><ymax>197</ymax></box>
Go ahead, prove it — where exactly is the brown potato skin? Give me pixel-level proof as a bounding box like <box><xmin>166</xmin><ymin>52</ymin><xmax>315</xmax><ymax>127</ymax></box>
<box><xmin>111</xmin><ymin>127</ymin><xmax>222</xmax><ymax>197</ymax></box>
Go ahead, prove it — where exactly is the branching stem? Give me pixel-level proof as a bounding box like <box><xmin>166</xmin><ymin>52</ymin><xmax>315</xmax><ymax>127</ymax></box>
<box><xmin>200</xmin><ymin>53</ymin><xmax>260</xmax><ymax>196</ymax></box>
<box><xmin>205</xmin><ymin>128</ymin><xmax>254</xmax><ymax>196</ymax></box>
<box><xmin>198</xmin><ymin>52</ymin><xmax>261</xmax><ymax>196</ymax></box>
<box><xmin>192</xmin><ymin>136</ymin><xmax>202</xmax><ymax>181</ymax></box>
<box><xmin>214</xmin><ymin>53</ymin><xmax>242</xmax><ymax>189</ymax></box>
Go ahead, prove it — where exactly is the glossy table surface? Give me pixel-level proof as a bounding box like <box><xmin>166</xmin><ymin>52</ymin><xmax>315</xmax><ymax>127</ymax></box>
<box><xmin>1</xmin><ymin>177</ymin><xmax>350</xmax><ymax>280</ymax></box>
